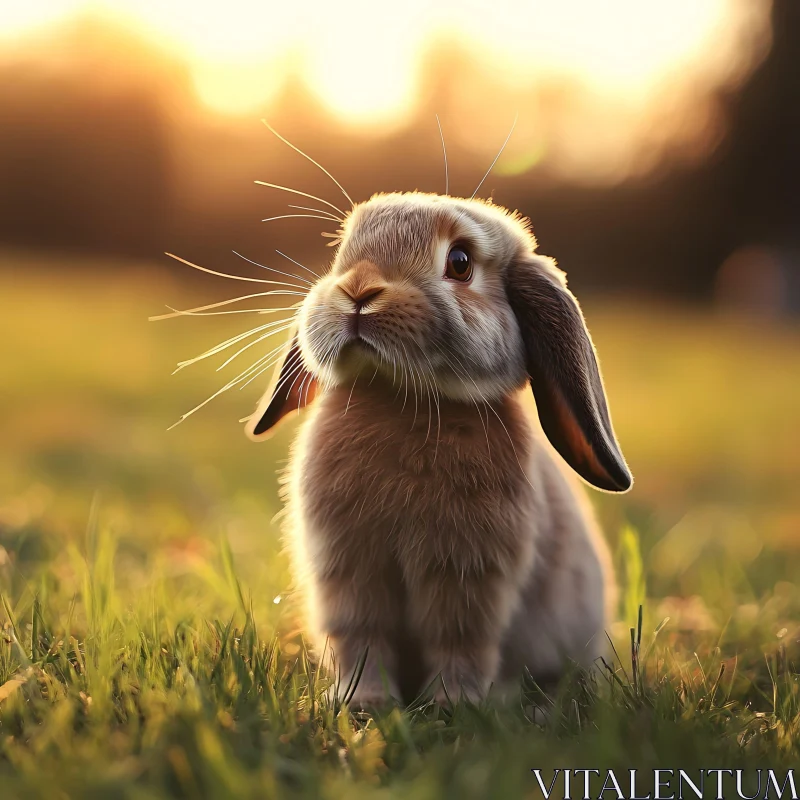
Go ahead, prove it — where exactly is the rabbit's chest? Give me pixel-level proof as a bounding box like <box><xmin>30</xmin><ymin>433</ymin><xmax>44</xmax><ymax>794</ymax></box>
<box><xmin>294</xmin><ymin>388</ymin><xmax>538</xmax><ymax>571</ymax></box>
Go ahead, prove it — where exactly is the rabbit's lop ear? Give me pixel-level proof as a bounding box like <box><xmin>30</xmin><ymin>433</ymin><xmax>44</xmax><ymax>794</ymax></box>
<box><xmin>245</xmin><ymin>332</ymin><xmax>317</xmax><ymax>441</ymax></box>
<box><xmin>506</xmin><ymin>256</ymin><xmax>632</xmax><ymax>492</ymax></box>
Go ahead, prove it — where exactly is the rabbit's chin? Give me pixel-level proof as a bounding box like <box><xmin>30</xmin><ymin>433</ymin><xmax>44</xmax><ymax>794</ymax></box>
<box><xmin>321</xmin><ymin>338</ymin><xmax>393</xmax><ymax>385</ymax></box>
<box><xmin>310</xmin><ymin>335</ymin><xmax>527</xmax><ymax>403</ymax></box>
<box><xmin>318</xmin><ymin>347</ymin><xmax>527</xmax><ymax>406</ymax></box>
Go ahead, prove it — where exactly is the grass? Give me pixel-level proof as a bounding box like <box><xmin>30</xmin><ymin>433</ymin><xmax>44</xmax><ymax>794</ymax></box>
<box><xmin>2</xmin><ymin>251</ymin><xmax>800</xmax><ymax>797</ymax></box>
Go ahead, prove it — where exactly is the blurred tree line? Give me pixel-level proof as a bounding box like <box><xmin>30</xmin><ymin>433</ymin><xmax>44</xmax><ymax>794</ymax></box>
<box><xmin>0</xmin><ymin>1</ymin><xmax>798</xmax><ymax>307</ymax></box>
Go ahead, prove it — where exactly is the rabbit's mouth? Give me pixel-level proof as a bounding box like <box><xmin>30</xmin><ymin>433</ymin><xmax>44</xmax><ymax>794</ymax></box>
<box><xmin>346</xmin><ymin>311</ymin><xmax>364</xmax><ymax>338</ymax></box>
<box><xmin>339</xmin><ymin>309</ymin><xmax>386</xmax><ymax>353</ymax></box>
<box><xmin>330</xmin><ymin>337</ymin><xmax>385</xmax><ymax>380</ymax></box>
<box><xmin>340</xmin><ymin>334</ymin><xmax>381</xmax><ymax>361</ymax></box>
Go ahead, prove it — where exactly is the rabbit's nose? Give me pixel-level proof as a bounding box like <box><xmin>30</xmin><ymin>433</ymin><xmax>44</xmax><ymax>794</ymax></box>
<box><xmin>339</xmin><ymin>284</ymin><xmax>385</xmax><ymax>310</ymax></box>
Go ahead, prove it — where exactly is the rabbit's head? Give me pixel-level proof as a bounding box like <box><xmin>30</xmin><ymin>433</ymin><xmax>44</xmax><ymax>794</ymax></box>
<box><xmin>246</xmin><ymin>192</ymin><xmax>631</xmax><ymax>492</ymax></box>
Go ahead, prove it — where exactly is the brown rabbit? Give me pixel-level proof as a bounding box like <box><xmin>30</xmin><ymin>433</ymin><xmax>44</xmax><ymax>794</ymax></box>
<box><xmin>246</xmin><ymin>192</ymin><xmax>631</xmax><ymax>706</ymax></box>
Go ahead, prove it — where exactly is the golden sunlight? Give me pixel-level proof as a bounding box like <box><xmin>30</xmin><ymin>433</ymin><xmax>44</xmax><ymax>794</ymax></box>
<box><xmin>1</xmin><ymin>0</ymin><xmax>770</xmax><ymax>119</ymax></box>
<box><xmin>0</xmin><ymin>0</ymin><xmax>772</xmax><ymax>180</ymax></box>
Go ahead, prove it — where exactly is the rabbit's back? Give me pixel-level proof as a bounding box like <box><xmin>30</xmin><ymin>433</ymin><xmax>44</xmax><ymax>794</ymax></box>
<box><xmin>500</xmin><ymin>446</ymin><xmax>616</xmax><ymax>682</ymax></box>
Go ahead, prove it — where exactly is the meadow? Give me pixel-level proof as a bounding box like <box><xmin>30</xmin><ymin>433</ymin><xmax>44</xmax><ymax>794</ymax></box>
<box><xmin>1</xmin><ymin>250</ymin><xmax>800</xmax><ymax>798</ymax></box>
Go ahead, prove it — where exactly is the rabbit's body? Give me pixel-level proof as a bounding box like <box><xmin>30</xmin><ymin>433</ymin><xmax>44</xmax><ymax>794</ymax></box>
<box><xmin>247</xmin><ymin>192</ymin><xmax>630</xmax><ymax>704</ymax></box>
<box><xmin>284</xmin><ymin>379</ymin><xmax>613</xmax><ymax>703</ymax></box>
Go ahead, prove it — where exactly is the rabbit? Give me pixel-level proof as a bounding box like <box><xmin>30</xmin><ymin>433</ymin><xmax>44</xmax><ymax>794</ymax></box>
<box><xmin>245</xmin><ymin>191</ymin><xmax>631</xmax><ymax>706</ymax></box>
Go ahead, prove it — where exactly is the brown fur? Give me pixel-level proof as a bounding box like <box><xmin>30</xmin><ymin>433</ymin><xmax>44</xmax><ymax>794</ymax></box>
<box><xmin>246</xmin><ymin>192</ymin><xmax>630</xmax><ymax>704</ymax></box>
<box><xmin>287</xmin><ymin>381</ymin><xmax>537</xmax><ymax>701</ymax></box>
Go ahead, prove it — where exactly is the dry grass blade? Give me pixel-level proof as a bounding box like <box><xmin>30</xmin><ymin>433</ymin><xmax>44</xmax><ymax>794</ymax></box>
<box><xmin>0</xmin><ymin>668</ymin><xmax>32</xmax><ymax>704</ymax></box>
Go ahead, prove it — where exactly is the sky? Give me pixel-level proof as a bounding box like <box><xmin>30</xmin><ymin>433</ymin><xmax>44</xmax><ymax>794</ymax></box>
<box><xmin>0</xmin><ymin>0</ymin><xmax>774</xmax><ymax>184</ymax></box>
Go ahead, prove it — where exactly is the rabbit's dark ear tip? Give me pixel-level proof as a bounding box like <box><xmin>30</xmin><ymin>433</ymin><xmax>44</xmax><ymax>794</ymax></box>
<box><xmin>597</xmin><ymin>462</ymin><xmax>633</xmax><ymax>493</ymax></box>
<box><xmin>252</xmin><ymin>415</ymin><xmax>271</xmax><ymax>436</ymax></box>
<box><xmin>245</xmin><ymin>406</ymin><xmax>279</xmax><ymax>441</ymax></box>
<box><xmin>612</xmin><ymin>473</ymin><xmax>633</xmax><ymax>493</ymax></box>
<box><xmin>556</xmin><ymin>439</ymin><xmax>632</xmax><ymax>492</ymax></box>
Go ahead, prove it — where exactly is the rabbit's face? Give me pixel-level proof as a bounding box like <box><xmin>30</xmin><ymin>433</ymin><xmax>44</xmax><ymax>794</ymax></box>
<box><xmin>250</xmin><ymin>191</ymin><xmax>632</xmax><ymax>492</ymax></box>
<box><xmin>298</xmin><ymin>192</ymin><xmax>532</xmax><ymax>403</ymax></box>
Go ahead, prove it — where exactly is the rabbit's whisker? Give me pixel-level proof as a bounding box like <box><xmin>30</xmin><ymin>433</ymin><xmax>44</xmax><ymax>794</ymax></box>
<box><xmin>168</xmin><ymin>315</ymin><xmax>336</xmax><ymax>430</ymax></box>
<box><xmin>159</xmin><ymin>307</ymin><xmax>289</xmax><ymax>318</ymax></box>
<box><xmin>262</xmin><ymin>120</ymin><xmax>355</xmax><ymax>210</ymax></box>
<box><xmin>231</xmin><ymin>344</ymin><xmax>289</xmax><ymax>386</ymax></box>
<box><xmin>216</xmin><ymin>324</ymin><xmax>297</xmax><ymax>371</ymax></box>
<box><xmin>428</xmin><ymin>340</ymin><xmax>491</xmax><ymax>458</ymax></box>
<box><xmin>288</xmin><ymin>205</ymin><xmax>343</xmax><ymax>223</ymax></box>
<box><xmin>254</xmin><ymin>181</ymin><xmax>347</xmax><ymax>218</ymax></box>
<box><xmin>175</xmin><ymin>318</ymin><xmax>295</xmax><ymax>373</ymax></box>
<box><xmin>165</xmin><ymin>252</ymin><xmax>312</xmax><ymax>289</ymax></box>
<box><xmin>400</xmin><ymin>362</ymin><xmax>410</xmax><ymax>415</ymax></box>
<box><xmin>487</xmin><ymin>399</ymin><xmax>532</xmax><ymax>487</ymax></box>
<box><xmin>267</xmin><ymin>318</ymin><xmax>332</xmax><ymax>400</ymax></box>
<box><xmin>275</xmin><ymin>250</ymin><xmax>322</xmax><ymax>281</ymax></box>
<box><xmin>470</xmin><ymin>112</ymin><xmax>518</xmax><ymax>201</ymax></box>
<box><xmin>236</xmin><ymin>331</ymin><xmax>311</xmax><ymax>401</ymax></box>
<box><xmin>236</xmin><ymin>343</ymin><xmax>294</xmax><ymax>391</ymax></box>
<box><xmin>397</xmin><ymin>340</ymin><xmax>419</xmax><ymax>428</ymax></box>
<box><xmin>272</xmin><ymin>360</ymin><xmax>308</xmax><ymax>408</ymax></box>
<box><xmin>172</xmin><ymin>347</ymin><xmax>287</xmax><ymax>428</ymax></box>
<box><xmin>422</xmin><ymin>374</ymin><xmax>433</xmax><ymax>447</ymax></box>
<box><xmin>168</xmin><ymin>386</ymin><xmax>233</xmax><ymax>429</ymax></box>
<box><xmin>149</xmin><ymin>294</ymin><xmax>303</xmax><ymax>321</ymax></box>
<box><xmin>410</xmin><ymin>363</ymin><xmax>422</xmax><ymax>431</ymax></box>
<box><xmin>419</xmin><ymin>366</ymin><xmax>440</xmax><ymax>451</ymax></box>
<box><xmin>297</xmin><ymin>370</ymin><xmax>314</xmax><ymax>414</ymax></box>
<box><xmin>297</xmin><ymin>315</ymin><xmax>332</xmax><ymax>358</ymax></box>
<box><xmin>343</xmin><ymin>372</ymin><xmax>360</xmax><ymax>417</ymax></box>
<box><xmin>416</xmin><ymin>347</ymin><xmax>442</xmax><ymax>455</ymax></box>
<box><xmin>262</xmin><ymin>214</ymin><xmax>341</xmax><ymax>225</ymax></box>
<box><xmin>175</xmin><ymin>329</ymin><xmax>270</xmax><ymax>372</ymax></box>
<box><xmin>169</xmin><ymin>353</ymin><xmax>281</xmax><ymax>429</ymax></box>
<box><xmin>435</xmin><ymin>114</ymin><xmax>449</xmax><ymax>197</ymax></box>
<box><xmin>302</xmin><ymin>367</ymin><xmax>316</xmax><ymax>408</ymax></box>
<box><xmin>238</xmin><ymin>361</ymin><xmax>277</xmax><ymax>391</ymax></box>
<box><xmin>231</xmin><ymin>250</ymin><xmax>315</xmax><ymax>288</ymax></box>
<box><xmin>237</xmin><ymin>331</ymin><xmax>315</xmax><ymax>391</ymax></box>
<box><xmin>466</xmin><ymin>386</ymin><xmax>531</xmax><ymax>490</ymax></box>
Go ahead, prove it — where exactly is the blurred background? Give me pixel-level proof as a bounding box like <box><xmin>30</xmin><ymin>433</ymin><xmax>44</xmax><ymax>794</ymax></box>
<box><xmin>1</xmin><ymin>0</ymin><xmax>798</xmax><ymax>648</ymax></box>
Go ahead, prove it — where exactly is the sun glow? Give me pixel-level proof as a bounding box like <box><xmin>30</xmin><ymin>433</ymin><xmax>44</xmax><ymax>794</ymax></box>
<box><xmin>0</xmin><ymin>0</ymin><xmax>772</xmax><ymax>178</ymax></box>
<box><xmin>1</xmin><ymin>0</ymin><xmax>770</xmax><ymax>118</ymax></box>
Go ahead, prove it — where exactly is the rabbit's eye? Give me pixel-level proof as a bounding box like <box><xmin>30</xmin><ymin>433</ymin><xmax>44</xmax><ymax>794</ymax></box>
<box><xmin>445</xmin><ymin>246</ymin><xmax>473</xmax><ymax>282</ymax></box>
